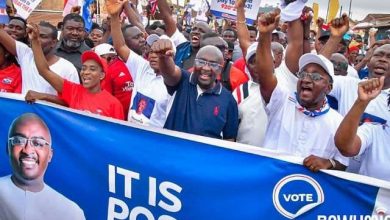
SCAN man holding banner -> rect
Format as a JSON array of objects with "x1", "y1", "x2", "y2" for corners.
[
  {"x1": 255, "y1": 9, "x2": 348, "y2": 172},
  {"x1": 0, "y1": 113, "x2": 85, "y2": 220}
]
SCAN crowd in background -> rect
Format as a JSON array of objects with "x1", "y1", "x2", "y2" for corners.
[{"x1": 0, "y1": 0, "x2": 389, "y2": 183}]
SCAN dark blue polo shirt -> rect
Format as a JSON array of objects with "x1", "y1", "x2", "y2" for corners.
[{"x1": 164, "y1": 70, "x2": 239, "y2": 140}]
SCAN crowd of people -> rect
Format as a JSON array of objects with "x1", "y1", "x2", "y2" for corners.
[{"x1": 0, "y1": 0, "x2": 389, "y2": 183}]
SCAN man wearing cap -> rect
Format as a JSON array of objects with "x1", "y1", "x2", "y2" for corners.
[
  {"x1": 94, "y1": 43, "x2": 133, "y2": 119},
  {"x1": 315, "y1": 23, "x2": 359, "y2": 79},
  {"x1": 256, "y1": 10, "x2": 348, "y2": 171},
  {"x1": 28, "y1": 23, "x2": 124, "y2": 120}
]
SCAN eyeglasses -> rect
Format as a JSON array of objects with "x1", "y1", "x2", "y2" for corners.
[
  {"x1": 297, "y1": 71, "x2": 327, "y2": 82},
  {"x1": 8, "y1": 136, "x2": 51, "y2": 149},
  {"x1": 194, "y1": 59, "x2": 223, "y2": 71}
]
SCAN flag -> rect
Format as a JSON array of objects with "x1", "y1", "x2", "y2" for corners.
[
  {"x1": 327, "y1": 0, "x2": 339, "y2": 22},
  {"x1": 63, "y1": 0, "x2": 83, "y2": 17},
  {"x1": 149, "y1": 0, "x2": 158, "y2": 16},
  {"x1": 82, "y1": 0, "x2": 93, "y2": 32},
  {"x1": 313, "y1": 3, "x2": 319, "y2": 28}
]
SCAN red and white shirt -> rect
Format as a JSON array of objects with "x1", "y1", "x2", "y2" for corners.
[{"x1": 0, "y1": 64, "x2": 22, "y2": 93}]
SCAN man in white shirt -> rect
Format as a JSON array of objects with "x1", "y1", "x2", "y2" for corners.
[
  {"x1": 0, "y1": 113, "x2": 85, "y2": 220},
  {"x1": 255, "y1": 10, "x2": 348, "y2": 172},
  {"x1": 335, "y1": 77, "x2": 390, "y2": 181},
  {"x1": 0, "y1": 21, "x2": 79, "y2": 105},
  {"x1": 108, "y1": 0, "x2": 169, "y2": 127}
]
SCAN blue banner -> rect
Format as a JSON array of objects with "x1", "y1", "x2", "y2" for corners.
[{"x1": 0, "y1": 94, "x2": 389, "y2": 220}]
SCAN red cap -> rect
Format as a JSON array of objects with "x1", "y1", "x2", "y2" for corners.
[
  {"x1": 81, "y1": 50, "x2": 108, "y2": 75},
  {"x1": 348, "y1": 45, "x2": 359, "y2": 53}
]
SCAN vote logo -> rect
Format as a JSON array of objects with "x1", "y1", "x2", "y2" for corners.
[{"x1": 273, "y1": 174, "x2": 324, "y2": 219}]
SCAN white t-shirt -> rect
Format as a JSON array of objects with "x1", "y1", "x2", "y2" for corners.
[
  {"x1": 357, "y1": 123, "x2": 390, "y2": 181},
  {"x1": 233, "y1": 81, "x2": 268, "y2": 147},
  {"x1": 16, "y1": 41, "x2": 80, "y2": 95},
  {"x1": 263, "y1": 82, "x2": 349, "y2": 165},
  {"x1": 347, "y1": 64, "x2": 360, "y2": 79},
  {"x1": 126, "y1": 51, "x2": 169, "y2": 127},
  {"x1": 0, "y1": 175, "x2": 85, "y2": 220},
  {"x1": 330, "y1": 75, "x2": 360, "y2": 116},
  {"x1": 170, "y1": 29, "x2": 188, "y2": 47},
  {"x1": 365, "y1": 89, "x2": 390, "y2": 123}
]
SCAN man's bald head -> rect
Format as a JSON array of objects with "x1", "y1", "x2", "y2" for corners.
[
  {"x1": 8, "y1": 113, "x2": 51, "y2": 143},
  {"x1": 196, "y1": 45, "x2": 224, "y2": 65},
  {"x1": 330, "y1": 53, "x2": 348, "y2": 76}
]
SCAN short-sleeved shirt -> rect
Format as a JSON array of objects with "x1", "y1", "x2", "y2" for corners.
[
  {"x1": 0, "y1": 64, "x2": 22, "y2": 93},
  {"x1": 125, "y1": 51, "x2": 169, "y2": 127},
  {"x1": 55, "y1": 41, "x2": 90, "y2": 73},
  {"x1": 102, "y1": 58, "x2": 134, "y2": 119},
  {"x1": 60, "y1": 80, "x2": 124, "y2": 120},
  {"x1": 16, "y1": 41, "x2": 80, "y2": 95},
  {"x1": 357, "y1": 123, "x2": 390, "y2": 181},
  {"x1": 263, "y1": 82, "x2": 349, "y2": 165},
  {"x1": 329, "y1": 75, "x2": 360, "y2": 116},
  {"x1": 164, "y1": 71, "x2": 239, "y2": 139}
]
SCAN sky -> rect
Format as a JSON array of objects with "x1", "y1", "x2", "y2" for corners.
[{"x1": 259, "y1": 0, "x2": 388, "y2": 21}]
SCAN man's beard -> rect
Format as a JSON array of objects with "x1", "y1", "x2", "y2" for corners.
[{"x1": 63, "y1": 38, "x2": 81, "y2": 49}]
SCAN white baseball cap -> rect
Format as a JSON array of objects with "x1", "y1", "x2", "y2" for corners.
[
  {"x1": 93, "y1": 43, "x2": 116, "y2": 56},
  {"x1": 299, "y1": 53, "x2": 334, "y2": 81},
  {"x1": 245, "y1": 42, "x2": 274, "y2": 63}
]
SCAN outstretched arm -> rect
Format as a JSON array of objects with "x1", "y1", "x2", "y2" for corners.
[
  {"x1": 320, "y1": 14, "x2": 349, "y2": 59},
  {"x1": 302, "y1": 7, "x2": 313, "y2": 54},
  {"x1": 151, "y1": 39, "x2": 181, "y2": 87},
  {"x1": 285, "y1": 18, "x2": 303, "y2": 74},
  {"x1": 28, "y1": 24, "x2": 64, "y2": 92},
  {"x1": 235, "y1": 0, "x2": 251, "y2": 57},
  {"x1": 106, "y1": 0, "x2": 131, "y2": 61},
  {"x1": 25, "y1": 90, "x2": 68, "y2": 106},
  {"x1": 335, "y1": 77, "x2": 385, "y2": 156},
  {"x1": 157, "y1": 0, "x2": 176, "y2": 37},
  {"x1": 256, "y1": 10, "x2": 280, "y2": 103},
  {"x1": 123, "y1": 1, "x2": 146, "y2": 33},
  {"x1": 0, "y1": 28, "x2": 17, "y2": 56}
]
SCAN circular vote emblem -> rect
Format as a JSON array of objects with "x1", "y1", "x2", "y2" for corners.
[{"x1": 273, "y1": 174, "x2": 325, "y2": 219}]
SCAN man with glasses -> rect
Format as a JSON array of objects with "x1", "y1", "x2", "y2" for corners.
[
  {"x1": 0, "y1": 113, "x2": 85, "y2": 220},
  {"x1": 152, "y1": 39, "x2": 238, "y2": 140},
  {"x1": 256, "y1": 10, "x2": 348, "y2": 172},
  {"x1": 200, "y1": 32, "x2": 247, "y2": 91}
]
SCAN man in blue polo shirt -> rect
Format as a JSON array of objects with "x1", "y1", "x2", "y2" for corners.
[{"x1": 151, "y1": 39, "x2": 239, "y2": 140}]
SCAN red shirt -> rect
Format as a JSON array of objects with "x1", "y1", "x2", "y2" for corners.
[
  {"x1": 0, "y1": 64, "x2": 22, "y2": 93},
  {"x1": 233, "y1": 57, "x2": 247, "y2": 74},
  {"x1": 106, "y1": 58, "x2": 133, "y2": 120},
  {"x1": 61, "y1": 80, "x2": 124, "y2": 120}
]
